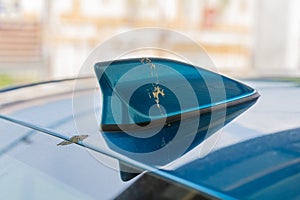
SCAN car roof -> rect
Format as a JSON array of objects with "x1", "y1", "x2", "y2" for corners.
[
  {"x1": 1, "y1": 77, "x2": 300, "y2": 199},
  {"x1": 171, "y1": 127, "x2": 300, "y2": 199}
]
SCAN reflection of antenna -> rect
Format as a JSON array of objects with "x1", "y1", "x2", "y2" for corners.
[
  {"x1": 0, "y1": 114, "x2": 233, "y2": 199},
  {"x1": 94, "y1": 57, "x2": 259, "y2": 175}
]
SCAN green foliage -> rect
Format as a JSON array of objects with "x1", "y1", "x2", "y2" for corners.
[{"x1": 0, "y1": 74, "x2": 14, "y2": 88}]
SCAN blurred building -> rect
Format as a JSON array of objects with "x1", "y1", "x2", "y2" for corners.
[
  {"x1": 0, "y1": 0, "x2": 299, "y2": 82},
  {"x1": 253, "y1": 0, "x2": 300, "y2": 76}
]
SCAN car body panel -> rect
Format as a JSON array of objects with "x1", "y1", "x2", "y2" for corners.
[{"x1": 0, "y1": 78, "x2": 300, "y2": 199}]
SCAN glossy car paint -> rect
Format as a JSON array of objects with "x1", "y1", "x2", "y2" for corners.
[
  {"x1": 95, "y1": 58, "x2": 258, "y2": 129},
  {"x1": 0, "y1": 78, "x2": 300, "y2": 199},
  {"x1": 95, "y1": 58, "x2": 259, "y2": 160},
  {"x1": 171, "y1": 127, "x2": 300, "y2": 199}
]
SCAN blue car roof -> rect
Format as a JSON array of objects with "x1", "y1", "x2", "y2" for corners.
[
  {"x1": 1, "y1": 77, "x2": 300, "y2": 199},
  {"x1": 170, "y1": 127, "x2": 300, "y2": 199}
]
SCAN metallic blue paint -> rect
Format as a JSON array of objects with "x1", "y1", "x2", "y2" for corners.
[
  {"x1": 170, "y1": 127, "x2": 300, "y2": 200},
  {"x1": 0, "y1": 114, "x2": 234, "y2": 200},
  {"x1": 95, "y1": 58, "x2": 257, "y2": 127},
  {"x1": 1, "y1": 78, "x2": 299, "y2": 199},
  {"x1": 94, "y1": 58, "x2": 259, "y2": 160}
]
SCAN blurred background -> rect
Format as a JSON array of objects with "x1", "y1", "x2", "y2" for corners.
[{"x1": 0, "y1": 0, "x2": 299, "y2": 88}]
